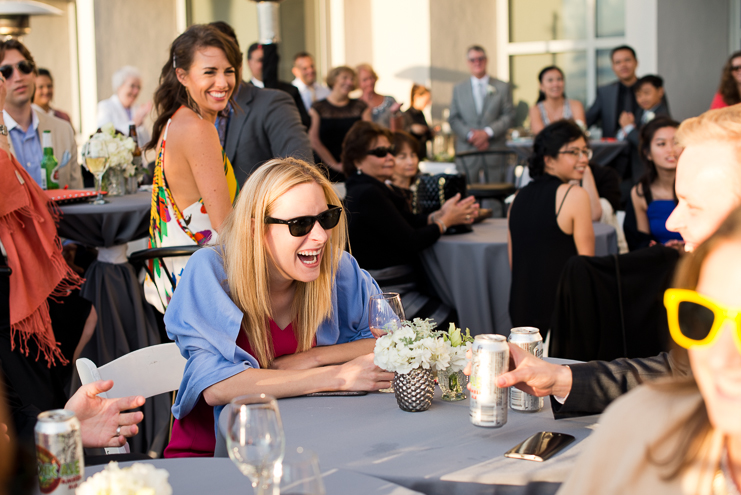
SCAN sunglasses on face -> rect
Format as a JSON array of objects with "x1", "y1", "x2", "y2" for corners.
[
  {"x1": 264, "y1": 205, "x2": 342, "y2": 237},
  {"x1": 366, "y1": 146, "x2": 395, "y2": 158},
  {"x1": 0, "y1": 60, "x2": 35, "y2": 79},
  {"x1": 664, "y1": 289, "x2": 741, "y2": 351},
  {"x1": 468, "y1": 56, "x2": 487, "y2": 63},
  {"x1": 732, "y1": 65, "x2": 741, "y2": 72}
]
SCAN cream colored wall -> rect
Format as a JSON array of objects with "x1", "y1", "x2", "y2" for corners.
[{"x1": 24, "y1": 0, "x2": 77, "y2": 129}]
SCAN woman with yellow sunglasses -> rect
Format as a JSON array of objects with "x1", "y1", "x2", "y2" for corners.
[{"x1": 559, "y1": 205, "x2": 741, "y2": 494}]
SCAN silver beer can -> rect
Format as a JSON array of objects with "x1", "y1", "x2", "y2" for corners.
[
  {"x1": 508, "y1": 327, "x2": 544, "y2": 412},
  {"x1": 35, "y1": 409, "x2": 85, "y2": 494},
  {"x1": 469, "y1": 334, "x2": 509, "y2": 427}
]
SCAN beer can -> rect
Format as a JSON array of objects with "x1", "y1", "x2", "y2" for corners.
[
  {"x1": 508, "y1": 327, "x2": 544, "y2": 412},
  {"x1": 35, "y1": 410, "x2": 85, "y2": 494},
  {"x1": 469, "y1": 334, "x2": 509, "y2": 427}
]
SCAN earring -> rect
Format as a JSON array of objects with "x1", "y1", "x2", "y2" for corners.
[{"x1": 185, "y1": 87, "x2": 201, "y2": 117}]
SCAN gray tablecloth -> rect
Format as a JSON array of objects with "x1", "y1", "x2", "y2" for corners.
[
  {"x1": 507, "y1": 140, "x2": 628, "y2": 167},
  {"x1": 420, "y1": 219, "x2": 618, "y2": 335},
  {"x1": 77, "y1": 459, "x2": 424, "y2": 495},
  {"x1": 58, "y1": 191, "x2": 166, "y2": 456}
]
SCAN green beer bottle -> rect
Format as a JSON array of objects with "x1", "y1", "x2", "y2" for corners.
[{"x1": 41, "y1": 130, "x2": 59, "y2": 190}]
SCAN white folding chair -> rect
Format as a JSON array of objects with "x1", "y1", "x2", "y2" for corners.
[{"x1": 75, "y1": 342, "x2": 186, "y2": 454}]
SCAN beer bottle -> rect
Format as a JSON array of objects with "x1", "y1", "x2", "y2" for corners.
[
  {"x1": 129, "y1": 124, "x2": 142, "y2": 170},
  {"x1": 41, "y1": 130, "x2": 59, "y2": 190}
]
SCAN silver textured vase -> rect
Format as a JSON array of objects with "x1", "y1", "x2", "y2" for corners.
[{"x1": 393, "y1": 368, "x2": 434, "y2": 412}]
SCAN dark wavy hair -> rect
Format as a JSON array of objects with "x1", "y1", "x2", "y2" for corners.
[
  {"x1": 393, "y1": 130, "x2": 419, "y2": 157},
  {"x1": 146, "y1": 24, "x2": 242, "y2": 151},
  {"x1": 536, "y1": 66, "x2": 565, "y2": 103},
  {"x1": 528, "y1": 120, "x2": 586, "y2": 177},
  {"x1": 717, "y1": 50, "x2": 741, "y2": 107},
  {"x1": 341, "y1": 121, "x2": 393, "y2": 176},
  {"x1": 636, "y1": 117, "x2": 680, "y2": 204}
]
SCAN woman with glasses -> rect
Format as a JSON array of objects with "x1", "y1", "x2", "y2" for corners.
[
  {"x1": 528, "y1": 66, "x2": 586, "y2": 135},
  {"x1": 710, "y1": 51, "x2": 741, "y2": 109},
  {"x1": 558, "y1": 204, "x2": 741, "y2": 495},
  {"x1": 626, "y1": 117, "x2": 684, "y2": 250},
  {"x1": 508, "y1": 120, "x2": 595, "y2": 332},
  {"x1": 343, "y1": 121, "x2": 477, "y2": 324},
  {"x1": 163, "y1": 158, "x2": 391, "y2": 458}
]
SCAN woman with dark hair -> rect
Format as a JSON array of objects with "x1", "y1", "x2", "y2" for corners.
[
  {"x1": 508, "y1": 120, "x2": 595, "y2": 332},
  {"x1": 343, "y1": 121, "x2": 477, "y2": 324},
  {"x1": 559, "y1": 204, "x2": 741, "y2": 494},
  {"x1": 710, "y1": 51, "x2": 741, "y2": 109},
  {"x1": 528, "y1": 66, "x2": 586, "y2": 135},
  {"x1": 628, "y1": 117, "x2": 683, "y2": 250},
  {"x1": 402, "y1": 84, "x2": 433, "y2": 160},
  {"x1": 391, "y1": 131, "x2": 420, "y2": 190},
  {"x1": 309, "y1": 66, "x2": 371, "y2": 182},
  {"x1": 143, "y1": 24, "x2": 242, "y2": 312},
  {"x1": 33, "y1": 68, "x2": 72, "y2": 125}
]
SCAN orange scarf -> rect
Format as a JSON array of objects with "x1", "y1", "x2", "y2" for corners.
[{"x1": 0, "y1": 152, "x2": 83, "y2": 367}]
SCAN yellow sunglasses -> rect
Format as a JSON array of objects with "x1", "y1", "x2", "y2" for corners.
[{"x1": 664, "y1": 288, "x2": 741, "y2": 350}]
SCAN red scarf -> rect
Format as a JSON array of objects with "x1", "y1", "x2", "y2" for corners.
[{"x1": 0, "y1": 151, "x2": 83, "y2": 367}]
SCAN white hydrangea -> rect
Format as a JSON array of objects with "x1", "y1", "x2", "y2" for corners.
[
  {"x1": 373, "y1": 319, "x2": 451, "y2": 374},
  {"x1": 82, "y1": 124, "x2": 137, "y2": 175},
  {"x1": 76, "y1": 461, "x2": 172, "y2": 495}
]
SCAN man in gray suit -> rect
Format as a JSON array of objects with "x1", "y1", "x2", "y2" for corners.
[
  {"x1": 448, "y1": 45, "x2": 514, "y2": 184},
  {"x1": 210, "y1": 21, "x2": 312, "y2": 185}
]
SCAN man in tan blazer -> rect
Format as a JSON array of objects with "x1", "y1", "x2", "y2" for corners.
[{"x1": 0, "y1": 39, "x2": 81, "y2": 189}]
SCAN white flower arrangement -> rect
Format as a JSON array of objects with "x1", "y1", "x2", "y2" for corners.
[
  {"x1": 82, "y1": 123, "x2": 140, "y2": 177},
  {"x1": 373, "y1": 319, "x2": 475, "y2": 375},
  {"x1": 76, "y1": 462, "x2": 172, "y2": 495}
]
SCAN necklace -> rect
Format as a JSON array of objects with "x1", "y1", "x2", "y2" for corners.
[{"x1": 716, "y1": 447, "x2": 741, "y2": 495}]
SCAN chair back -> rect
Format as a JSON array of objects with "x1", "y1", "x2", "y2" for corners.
[{"x1": 129, "y1": 245, "x2": 201, "y2": 295}]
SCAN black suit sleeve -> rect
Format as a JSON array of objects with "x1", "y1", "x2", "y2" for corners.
[
  {"x1": 590, "y1": 164, "x2": 621, "y2": 212},
  {"x1": 551, "y1": 349, "x2": 691, "y2": 418},
  {"x1": 262, "y1": 90, "x2": 313, "y2": 166},
  {"x1": 586, "y1": 88, "x2": 603, "y2": 129}
]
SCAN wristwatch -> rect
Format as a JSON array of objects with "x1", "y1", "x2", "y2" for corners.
[{"x1": 0, "y1": 124, "x2": 8, "y2": 136}]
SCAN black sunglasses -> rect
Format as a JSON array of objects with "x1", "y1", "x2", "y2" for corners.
[
  {"x1": 265, "y1": 205, "x2": 342, "y2": 237},
  {"x1": 732, "y1": 65, "x2": 741, "y2": 72},
  {"x1": 0, "y1": 60, "x2": 35, "y2": 80},
  {"x1": 366, "y1": 146, "x2": 395, "y2": 158}
]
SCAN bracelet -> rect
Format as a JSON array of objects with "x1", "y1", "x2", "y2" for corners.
[{"x1": 434, "y1": 218, "x2": 447, "y2": 234}]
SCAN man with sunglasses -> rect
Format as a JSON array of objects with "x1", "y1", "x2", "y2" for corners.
[
  {"x1": 0, "y1": 40, "x2": 81, "y2": 189},
  {"x1": 465, "y1": 105, "x2": 741, "y2": 419},
  {"x1": 449, "y1": 45, "x2": 514, "y2": 186}
]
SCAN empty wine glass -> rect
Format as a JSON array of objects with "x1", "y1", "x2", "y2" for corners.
[
  {"x1": 369, "y1": 293, "x2": 405, "y2": 393},
  {"x1": 83, "y1": 137, "x2": 110, "y2": 204},
  {"x1": 225, "y1": 394, "x2": 285, "y2": 495},
  {"x1": 276, "y1": 448, "x2": 326, "y2": 495}
]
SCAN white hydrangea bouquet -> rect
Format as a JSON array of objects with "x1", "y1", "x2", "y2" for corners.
[
  {"x1": 438, "y1": 324, "x2": 474, "y2": 401},
  {"x1": 373, "y1": 318, "x2": 452, "y2": 374},
  {"x1": 82, "y1": 123, "x2": 139, "y2": 177},
  {"x1": 76, "y1": 462, "x2": 172, "y2": 495}
]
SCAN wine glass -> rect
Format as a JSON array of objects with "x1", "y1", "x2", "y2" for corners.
[
  {"x1": 225, "y1": 394, "x2": 285, "y2": 495},
  {"x1": 369, "y1": 293, "x2": 405, "y2": 393},
  {"x1": 83, "y1": 138, "x2": 110, "y2": 204},
  {"x1": 276, "y1": 448, "x2": 326, "y2": 495}
]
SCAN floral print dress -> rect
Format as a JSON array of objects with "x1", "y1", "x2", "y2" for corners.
[{"x1": 144, "y1": 110, "x2": 238, "y2": 312}]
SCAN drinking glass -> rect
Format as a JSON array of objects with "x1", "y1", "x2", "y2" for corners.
[
  {"x1": 83, "y1": 139, "x2": 110, "y2": 204},
  {"x1": 369, "y1": 293, "x2": 405, "y2": 393},
  {"x1": 225, "y1": 394, "x2": 285, "y2": 495},
  {"x1": 276, "y1": 448, "x2": 326, "y2": 495}
]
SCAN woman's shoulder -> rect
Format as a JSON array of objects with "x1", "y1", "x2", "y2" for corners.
[
  {"x1": 187, "y1": 247, "x2": 226, "y2": 275},
  {"x1": 168, "y1": 108, "x2": 220, "y2": 144},
  {"x1": 349, "y1": 98, "x2": 369, "y2": 112}
]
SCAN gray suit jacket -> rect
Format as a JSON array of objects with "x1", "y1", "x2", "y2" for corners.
[
  {"x1": 586, "y1": 81, "x2": 623, "y2": 138},
  {"x1": 225, "y1": 82, "x2": 313, "y2": 185},
  {"x1": 448, "y1": 76, "x2": 514, "y2": 153}
]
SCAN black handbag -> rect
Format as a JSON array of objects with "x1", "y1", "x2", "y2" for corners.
[{"x1": 412, "y1": 173, "x2": 472, "y2": 235}]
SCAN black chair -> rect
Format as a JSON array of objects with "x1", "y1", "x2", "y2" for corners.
[
  {"x1": 549, "y1": 245, "x2": 680, "y2": 362},
  {"x1": 128, "y1": 245, "x2": 201, "y2": 296},
  {"x1": 455, "y1": 148, "x2": 519, "y2": 216}
]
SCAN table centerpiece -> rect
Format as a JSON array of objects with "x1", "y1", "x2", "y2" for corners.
[
  {"x1": 83, "y1": 123, "x2": 143, "y2": 196},
  {"x1": 76, "y1": 461, "x2": 172, "y2": 495},
  {"x1": 437, "y1": 324, "x2": 473, "y2": 402}
]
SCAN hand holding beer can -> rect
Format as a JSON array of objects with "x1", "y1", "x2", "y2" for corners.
[
  {"x1": 35, "y1": 410, "x2": 85, "y2": 494},
  {"x1": 508, "y1": 327, "x2": 544, "y2": 412},
  {"x1": 469, "y1": 334, "x2": 509, "y2": 427}
]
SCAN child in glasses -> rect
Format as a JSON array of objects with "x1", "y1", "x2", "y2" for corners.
[{"x1": 559, "y1": 203, "x2": 741, "y2": 494}]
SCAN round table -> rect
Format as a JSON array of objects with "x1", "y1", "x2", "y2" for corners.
[
  {"x1": 420, "y1": 218, "x2": 618, "y2": 335},
  {"x1": 58, "y1": 191, "x2": 168, "y2": 455}
]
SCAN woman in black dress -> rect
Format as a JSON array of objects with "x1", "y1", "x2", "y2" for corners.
[
  {"x1": 402, "y1": 84, "x2": 433, "y2": 160},
  {"x1": 343, "y1": 121, "x2": 477, "y2": 324},
  {"x1": 508, "y1": 120, "x2": 595, "y2": 333},
  {"x1": 309, "y1": 66, "x2": 371, "y2": 182}
]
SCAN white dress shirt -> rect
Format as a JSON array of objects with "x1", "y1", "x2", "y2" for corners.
[
  {"x1": 468, "y1": 75, "x2": 494, "y2": 139},
  {"x1": 292, "y1": 78, "x2": 331, "y2": 112},
  {"x1": 251, "y1": 77, "x2": 264, "y2": 88}
]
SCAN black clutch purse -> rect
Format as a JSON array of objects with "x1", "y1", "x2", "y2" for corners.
[{"x1": 412, "y1": 173, "x2": 473, "y2": 235}]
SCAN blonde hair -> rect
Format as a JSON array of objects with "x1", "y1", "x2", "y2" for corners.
[
  {"x1": 356, "y1": 63, "x2": 378, "y2": 80},
  {"x1": 676, "y1": 105, "x2": 741, "y2": 148},
  {"x1": 218, "y1": 158, "x2": 347, "y2": 368}
]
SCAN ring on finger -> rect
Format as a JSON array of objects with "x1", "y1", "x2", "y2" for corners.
[{"x1": 116, "y1": 426, "x2": 121, "y2": 437}]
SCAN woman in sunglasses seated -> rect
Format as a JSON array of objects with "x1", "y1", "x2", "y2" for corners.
[
  {"x1": 343, "y1": 121, "x2": 477, "y2": 325},
  {"x1": 509, "y1": 120, "x2": 595, "y2": 333},
  {"x1": 559, "y1": 205, "x2": 741, "y2": 495},
  {"x1": 163, "y1": 158, "x2": 392, "y2": 458}
]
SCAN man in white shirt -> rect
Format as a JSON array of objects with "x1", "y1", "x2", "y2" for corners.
[
  {"x1": 291, "y1": 52, "x2": 330, "y2": 113},
  {"x1": 449, "y1": 45, "x2": 514, "y2": 184}
]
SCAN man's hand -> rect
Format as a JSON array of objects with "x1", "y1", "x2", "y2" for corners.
[
  {"x1": 65, "y1": 380, "x2": 145, "y2": 448},
  {"x1": 618, "y1": 111, "x2": 635, "y2": 129},
  {"x1": 463, "y1": 343, "x2": 573, "y2": 398},
  {"x1": 467, "y1": 129, "x2": 490, "y2": 151}
]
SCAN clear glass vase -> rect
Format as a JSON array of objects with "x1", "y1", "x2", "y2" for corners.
[
  {"x1": 437, "y1": 367, "x2": 467, "y2": 402},
  {"x1": 125, "y1": 176, "x2": 139, "y2": 194},
  {"x1": 103, "y1": 167, "x2": 125, "y2": 196}
]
